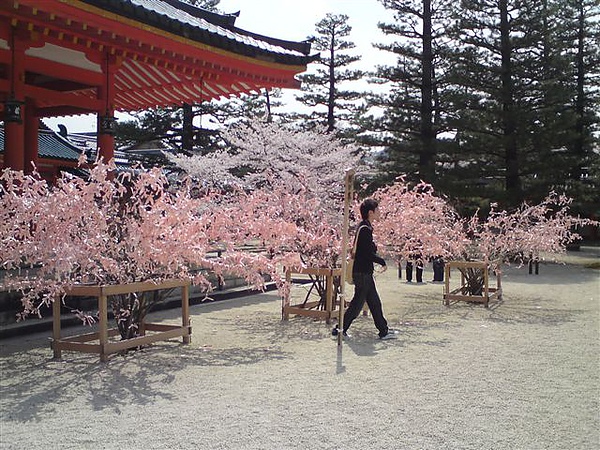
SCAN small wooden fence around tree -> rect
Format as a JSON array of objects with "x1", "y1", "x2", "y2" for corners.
[
  {"x1": 52, "y1": 280, "x2": 191, "y2": 362},
  {"x1": 282, "y1": 267, "x2": 342, "y2": 324},
  {"x1": 443, "y1": 261, "x2": 502, "y2": 308}
]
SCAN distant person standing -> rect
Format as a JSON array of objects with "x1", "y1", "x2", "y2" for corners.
[
  {"x1": 406, "y1": 252, "x2": 424, "y2": 283},
  {"x1": 432, "y1": 256, "x2": 445, "y2": 282},
  {"x1": 333, "y1": 198, "x2": 397, "y2": 340}
]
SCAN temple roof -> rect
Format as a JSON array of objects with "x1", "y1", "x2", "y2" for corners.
[
  {"x1": 0, "y1": 0, "x2": 318, "y2": 116},
  {"x1": 0, "y1": 126, "x2": 81, "y2": 162},
  {"x1": 86, "y1": 0, "x2": 314, "y2": 64}
]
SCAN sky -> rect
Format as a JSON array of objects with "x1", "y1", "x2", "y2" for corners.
[{"x1": 44, "y1": 0, "x2": 391, "y2": 133}]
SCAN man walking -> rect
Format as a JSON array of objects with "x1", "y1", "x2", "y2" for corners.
[{"x1": 333, "y1": 198, "x2": 397, "y2": 340}]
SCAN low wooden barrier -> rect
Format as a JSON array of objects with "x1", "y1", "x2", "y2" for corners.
[
  {"x1": 443, "y1": 261, "x2": 502, "y2": 308},
  {"x1": 283, "y1": 267, "x2": 342, "y2": 323},
  {"x1": 52, "y1": 280, "x2": 191, "y2": 362}
]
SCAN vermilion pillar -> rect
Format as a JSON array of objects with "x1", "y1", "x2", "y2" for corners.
[
  {"x1": 97, "y1": 53, "x2": 117, "y2": 163},
  {"x1": 24, "y1": 98, "x2": 39, "y2": 173},
  {"x1": 3, "y1": 30, "x2": 26, "y2": 171}
]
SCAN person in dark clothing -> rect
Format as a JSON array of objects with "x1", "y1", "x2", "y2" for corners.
[
  {"x1": 333, "y1": 198, "x2": 397, "y2": 340},
  {"x1": 431, "y1": 256, "x2": 445, "y2": 282},
  {"x1": 405, "y1": 257, "x2": 423, "y2": 283}
]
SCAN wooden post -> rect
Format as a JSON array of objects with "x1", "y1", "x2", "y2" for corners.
[
  {"x1": 52, "y1": 296, "x2": 62, "y2": 359},
  {"x1": 99, "y1": 294, "x2": 108, "y2": 362},
  {"x1": 283, "y1": 268, "x2": 291, "y2": 320},
  {"x1": 497, "y1": 270, "x2": 503, "y2": 300},
  {"x1": 484, "y1": 265, "x2": 489, "y2": 308},
  {"x1": 325, "y1": 270, "x2": 333, "y2": 324},
  {"x1": 338, "y1": 169, "x2": 355, "y2": 346},
  {"x1": 182, "y1": 284, "x2": 190, "y2": 344},
  {"x1": 444, "y1": 264, "x2": 450, "y2": 306}
]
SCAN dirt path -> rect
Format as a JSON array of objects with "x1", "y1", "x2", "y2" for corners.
[{"x1": 1, "y1": 248, "x2": 598, "y2": 449}]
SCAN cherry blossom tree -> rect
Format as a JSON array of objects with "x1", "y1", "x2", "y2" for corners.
[
  {"x1": 374, "y1": 178, "x2": 468, "y2": 265},
  {"x1": 168, "y1": 120, "x2": 364, "y2": 201},
  {"x1": 0, "y1": 160, "x2": 273, "y2": 337},
  {"x1": 463, "y1": 192, "x2": 594, "y2": 264},
  {"x1": 374, "y1": 179, "x2": 595, "y2": 294},
  {"x1": 170, "y1": 120, "x2": 367, "y2": 302},
  {"x1": 456, "y1": 192, "x2": 596, "y2": 295}
]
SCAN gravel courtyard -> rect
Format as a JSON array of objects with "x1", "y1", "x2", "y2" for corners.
[{"x1": 1, "y1": 248, "x2": 598, "y2": 450}]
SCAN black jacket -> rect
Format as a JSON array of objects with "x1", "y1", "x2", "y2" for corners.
[{"x1": 352, "y1": 220, "x2": 386, "y2": 274}]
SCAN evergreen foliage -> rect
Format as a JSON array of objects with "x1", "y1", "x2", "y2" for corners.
[
  {"x1": 367, "y1": 0, "x2": 599, "y2": 214},
  {"x1": 294, "y1": 14, "x2": 364, "y2": 135}
]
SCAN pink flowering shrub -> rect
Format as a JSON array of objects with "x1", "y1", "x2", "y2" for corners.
[
  {"x1": 169, "y1": 120, "x2": 365, "y2": 264},
  {"x1": 463, "y1": 192, "x2": 595, "y2": 263},
  {"x1": 170, "y1": 121, "x2": 366, "y2": 302},
  {"x1": 0, "y1": 161, "x2": 271, "y2": 337},
  {"x1": 375, "y1": 178, "x2": 468, "y2": 264},
  {"x1": 374, "y1": 180, "x2": 595, "y2": 295}
]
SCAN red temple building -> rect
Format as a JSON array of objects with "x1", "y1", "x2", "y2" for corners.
[{"x1": 0, "y1": 0, "x2": 316, "y2": 178}]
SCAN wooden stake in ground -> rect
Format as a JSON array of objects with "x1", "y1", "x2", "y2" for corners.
[{"x1": 338, "y1": 169, "x2": 355, "y2": 346}]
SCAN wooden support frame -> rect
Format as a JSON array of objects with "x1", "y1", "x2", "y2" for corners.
[
  {"x1": 443, "y1": 261, "x2": 502, "y2": 308},
  {"x1": 282, "y1": 267, "x2": 342, "y2": 324},
  {"x1": 51, "y1": 279, "x2": 191, "y2": 362}
]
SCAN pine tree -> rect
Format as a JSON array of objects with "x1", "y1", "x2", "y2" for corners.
[
  {"x1": 364, "y1": 0, "x2": 456, "y2": 185},
  {"x1": 563, "y1": 0, "x2": 600, "y2": 214},
  {"x1": 443, "y1": 0, "x2": 598, "y2": 209},
  {"x1": 294, "y1": 14, "x2": 364, "y2": 134}
]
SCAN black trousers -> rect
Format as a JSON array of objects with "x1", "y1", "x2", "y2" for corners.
[
  {"x1": 344, "y1": 272, "x2": 389, "y2": 337},
  {"x1": 406, "y1": 261, "x2": 423, "y2": 282},
  {"x1": 432, "y1": 258, "x2": 445, "y2": 281}
]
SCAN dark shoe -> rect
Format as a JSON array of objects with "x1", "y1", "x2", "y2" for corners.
[{"x1": 332, "y1": 326, "x2": 351, "y2": 339}]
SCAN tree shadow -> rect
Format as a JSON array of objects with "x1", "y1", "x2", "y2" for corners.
[
  {"x1": 0, "y1": 294, "x2": 293, "y2": 423},
  {"x1": 0, "y1": 338, "x2": 291, "y2": 423}
]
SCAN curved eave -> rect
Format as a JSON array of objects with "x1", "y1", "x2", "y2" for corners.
[{"x1": 78, "y1": 0, "x2": 316, "y2": 67}]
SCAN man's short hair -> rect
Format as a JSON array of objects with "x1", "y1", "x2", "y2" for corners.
[{"x1": 360, "y1": 198, "x2": 379, "y2": 220}]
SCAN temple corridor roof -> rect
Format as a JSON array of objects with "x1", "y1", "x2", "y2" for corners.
[{"x1": 0, "y1": 0, "x2": 318, "y2": 116}]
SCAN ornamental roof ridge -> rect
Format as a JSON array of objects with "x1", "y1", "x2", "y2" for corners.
[{"x1": 82, "y1": 0, "x2": 317, "y2": 63}]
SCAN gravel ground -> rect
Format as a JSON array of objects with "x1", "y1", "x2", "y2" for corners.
[{"x1": 1, "y1": 248, "x2": 598, "y2": 450}]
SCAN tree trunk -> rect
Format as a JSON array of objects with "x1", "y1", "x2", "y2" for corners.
[
  {"x1": 573, "y1": 0, "x2": 586, "y2": 180},
  {"x1": 499, "y1": 0, "x2": 521, "y2": 202},
  {"x1": 420, "y1": 0, "x2": 436, "y2": 182},
  {"x1": 327, "y1": 38, "x2": 336, "y2": 132}
]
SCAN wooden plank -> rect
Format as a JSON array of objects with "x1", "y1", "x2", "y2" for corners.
[
  {"x1": 143, "y1": 323, "x2": 180, "y2": 332},
  {"x1": 444, "y1": 294, "x2": 487, "y2": 303},
  {"x1": 283, "y1": 307, "x2": 330, "y2": 319},
  {"x1": 66, "y1": 279, "x2": 189, "y2": 296},
  {"x1": 60, "y1": 328, "x2": 120, "y2": 343},
  {"x1": 287, "y1": 301, "x2": 321, "y2": 310},
  {"x1": 105, "y1": 328, "x2": 188, "y2": 353},
  {"x1": 52, "y1": 341, "x2": 102, "y2": 354}
]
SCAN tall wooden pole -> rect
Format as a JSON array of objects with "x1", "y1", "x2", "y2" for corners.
[{"x1": 338, "y1": 169, "x2": 355, "y2": 346}]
